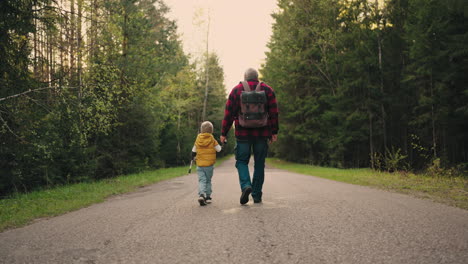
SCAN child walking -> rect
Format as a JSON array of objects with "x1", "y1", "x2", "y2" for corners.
[{"x1": 192, "y1": 121, "x2": 222, "y2": 206}]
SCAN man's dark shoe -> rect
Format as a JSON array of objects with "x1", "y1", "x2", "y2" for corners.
[
  {"x1": 240, "y1": 187, "x2": 252, "y2": 205},
  {"x1": 253, "y1": 198, "x2": 262, "y2": 204},
  {"x1": 198, "y1": 195, "x2": 206, "y2": 206},
  {"x1": 205, "y1": 196, "x2": 212, "y2": 203}
]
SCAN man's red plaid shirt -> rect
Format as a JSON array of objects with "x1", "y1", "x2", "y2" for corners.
[{"x1": 221, "y1": 80, "x2": 279, "y2": 140}]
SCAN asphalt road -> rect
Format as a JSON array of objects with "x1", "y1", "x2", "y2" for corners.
[{"x1": 1, "y1": 157, "x2": 467, "y2": 264}]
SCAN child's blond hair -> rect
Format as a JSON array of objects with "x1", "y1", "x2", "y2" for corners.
[{"x1": 200, "y1": 121, "x2": 213, "y2": 133}]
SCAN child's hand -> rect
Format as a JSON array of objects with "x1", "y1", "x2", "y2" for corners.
[
  {"x1": 220, "y1": 136, "x2": 227, "y2": 144},
  {"x1": 269, "y1": 134, "x2": 278, "y2": 144}
]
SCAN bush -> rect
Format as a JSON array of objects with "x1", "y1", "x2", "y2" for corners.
[
  {"x1": 427, "y1": 159, "x2": 467, "y2": 178},
  {"x1": 385, "y1": 147, "x2": 408, "y2": 172}
]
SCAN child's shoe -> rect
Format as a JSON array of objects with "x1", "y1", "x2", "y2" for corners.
[
  {"x1": 198, "y1": 195, "x2": 206, "y2": 206},
  {"x1": 205, "y1": 195, "x2": 212, "y2": 203}
]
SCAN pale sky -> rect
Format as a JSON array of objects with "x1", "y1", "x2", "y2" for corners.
[{"x1": 164, "y1": 0, "x2": 278, "y2": 92}]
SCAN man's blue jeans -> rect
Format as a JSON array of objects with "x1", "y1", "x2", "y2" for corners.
[
  {"x1": 235, "y1": 139, "x2": 268, "y2": 200},
  {"x1": 197, "y1": 166, "x2": 213, "y2": 197}
]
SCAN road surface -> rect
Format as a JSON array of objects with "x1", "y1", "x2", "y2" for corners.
[{"x1": 1, "y1": 157, "x2": 467, "y2": 263}]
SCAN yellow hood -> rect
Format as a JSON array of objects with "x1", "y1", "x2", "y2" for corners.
[{"x1": 195, "y1": 133, "x2": 215, "y2": 148}]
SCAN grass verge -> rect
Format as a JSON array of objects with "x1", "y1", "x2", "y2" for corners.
[
  {"x1": 215, "y1": 154, "x2": 233, "y2": 166},
  {"x1": 0, "y1": 156, "x2": 233, "y2": 233},
  {"x1": 0, "y1": 166, "x2": 189, "y2": 232},
  {"x1": 266, "y1": 158, "x2": 468, "y2": 210}
]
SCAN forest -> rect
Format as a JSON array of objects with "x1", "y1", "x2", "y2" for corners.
[
  {"x1": 0, "y1": 0, "x2": 228, "y2": 195},
  {"x1": 262, "y1": 0, "x2": 467, "y2": 172},
  {"x1": 1, "y1": 0, "x2": 467, "y2": 196}
]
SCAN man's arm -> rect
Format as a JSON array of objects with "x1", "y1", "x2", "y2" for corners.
[
  {"x1": 221, "y1": 88, "x2": 237, "y2": 140},
  {"x1": 266, "y1": 85, "x2": 279, "y2": 137}
]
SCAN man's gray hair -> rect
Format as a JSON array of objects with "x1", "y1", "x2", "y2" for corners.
[{"x1": 244, "y1": 68, "x2": 259, "y2": 81}]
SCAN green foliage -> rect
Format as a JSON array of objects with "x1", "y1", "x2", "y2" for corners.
[
  {"x1": 262, "y1": 0, "x2": 468, "y2": 171},
  {"x1": 385, "y1": 147, "x2": 408, "y2": 172},
  {"x1": 371, "y1": 152, "x2": 384, "y2": 171},
  {"x1": 427, "y1": 158, "x2": 467, "y2": 178},
  {"x1": 0, "y1": 0, "x2": 227, "y2": 195},
  {"x1": 158, "y1": 52, "x2": 227, "y2": 167}
]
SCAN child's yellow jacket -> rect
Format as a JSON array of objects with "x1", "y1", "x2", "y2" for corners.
[{"x1": 194, "y1": 133, "x2": 219, "y2": 167}]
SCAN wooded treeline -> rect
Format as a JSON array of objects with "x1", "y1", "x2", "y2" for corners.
[
  {"x1": 262, "y1": 0, "x2": 467, "y2": 172},
  {"x1": 0, "y1": 0, "x2": 227, "y2": 195}
]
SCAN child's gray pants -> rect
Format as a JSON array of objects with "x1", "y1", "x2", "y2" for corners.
[{"x1": 197, "y1": 165, "x2": 214, "y2": 197}]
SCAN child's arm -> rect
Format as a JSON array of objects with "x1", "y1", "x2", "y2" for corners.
[
  {"x1": 215, "y1": 144, "x2": 221, "y2": 152},
  {"x1": 192, "y1": 145, "x2": 197, "y2": 160},
  {"x1": 214, "y1": 140, "x2": 222, "y2": 152}
]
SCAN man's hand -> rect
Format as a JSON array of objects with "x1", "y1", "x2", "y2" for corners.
[
  {"x1": 269, "y1": 134, "x2": 278, "y2": 144},
  {"x1": 220, "y1": 135, "x2": 227, "y2": 144}
]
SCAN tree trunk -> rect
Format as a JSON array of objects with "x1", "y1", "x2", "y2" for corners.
[
  {"x1": 77, "y1": 0, "x2": 83, "y2": 89},
  {"x1": 369, "y1": 112, "x2": 375, "y2": 169},
  {"x1": 375, "y1": 0, "x2": 387, "y2": 152},
  {"x1": 378, "y1": 37, "x2": 387, "y2": 151},
  {"x1": 40, "y1": 23, "x2": 45, "y2": 82},
  {"x1": 59, "y1": 0, "x2": 64, "y2": 87},
  {"x1": 121, "y1": 8, "x2": 128, "y2": 91},
  {"x1": 430, "y1": 72, "x2": 437, "y2": 159},
  {"x1": 33, "y1": 16, "x2": 38, "y2": 78},
  {"x1": 48, "y1": 30, "x2": 54, "y2": 86},
  {"x1": 70, "y1": 0, "x2": 75, "y2": 83},
  {"x1": 202, "y1": 15, "x2": 210, "y2": 122},
  {"x1": 177, "y1": 85, "x2": 182, "y2": 163},
  {"x1": 90, "y1": 0, "x2": 98, "y2": 60}
]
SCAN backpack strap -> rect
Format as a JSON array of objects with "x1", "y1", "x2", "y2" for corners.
[
  {"x1": 242, "y1": 81, "x2": 264, "y2": 92},
  {"x1": 241, "y1": 81, "x2": 251, "y2": 92},
  {"x1": 255, "y1": 82, "x2": 263, "y2": 92}
]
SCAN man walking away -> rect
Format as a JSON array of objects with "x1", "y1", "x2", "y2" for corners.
[{"x1": 220, "y1": 68, "x2": 279, "y2": 205}]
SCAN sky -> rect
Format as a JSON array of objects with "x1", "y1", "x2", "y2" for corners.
[{"x1": 163, "y1": 0, "x2": 278, "y2": 92}]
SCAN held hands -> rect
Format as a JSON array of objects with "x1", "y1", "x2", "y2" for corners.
[
  {"x1": 269, "y1": 134, "x2": 278, "y2": 144},
  {"x1": 220, "y1": 136, "x2": 227, "y2": 145}
]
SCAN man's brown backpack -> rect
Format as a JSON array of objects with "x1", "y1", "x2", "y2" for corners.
[{"x1": 239, "y1": 81, "x2": 268, "y2": 128}]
